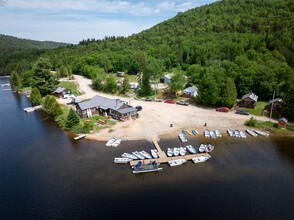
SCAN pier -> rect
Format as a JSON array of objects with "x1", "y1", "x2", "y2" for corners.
[
  {"x1": 129, "y1": 137, "x2": 210, "y2": 166},
  {"x1": 24, "y1": 105, "x2": 43, "y2": 113}
]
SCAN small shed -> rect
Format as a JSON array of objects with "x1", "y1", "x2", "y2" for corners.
[
  {"x1": 278, "y1": 117, "x2": 288, "y2": 129},
  {"x1": 117, "y1": 71, "x2": 124, "y2": 77},
  {"x1": 164, "y1": 73, "x2": 173, "y2": 84},
  {"x1": 54, "y1": 86, "x2": 71, "y2": 98},
  {"x1": 183, "y1": 85, "x2": 198, "y2": 97},
  {"x1": 240, "y1": 92, "x2": 258, "y2": 109}
]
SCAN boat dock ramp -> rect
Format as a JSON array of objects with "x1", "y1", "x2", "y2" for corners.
[
  {"x1": 24, "y1": 105, "x2": 43, "y2": 113},
  {"x1": 129, "y1": 137, "x2": 209, "y2": 166}
]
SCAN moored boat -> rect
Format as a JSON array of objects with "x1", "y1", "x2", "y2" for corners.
[
  {"x1": 179, "y1": 147, "x2": 187, "y2": 156},
  {"x1": 132, "y1": 151, "x2": 145, "y2": 160},
  {"x1": 210, "y1": 130, "x2": 216, "y2": 139},
  {"x1": 204, "y1": 129, "x2": 210, "y2": 138},
  {"x1": 246, "y1": 129, "x2": 257, "y2": 137},
  {"x1": 186, "y1": 145, "x2": 197, "y2": 154},
  {"x1": 122, "y1": 153, "x2": 138, "y2": 160},
  {"x1": 173, "y1": 147, "x2": 180, "y2": 156},
  {"x1": 215, "y1": 129, "x2": 222, "y2": 138},
  {"x1": 112, "y1": 138, "x2": 122, "y2": 147},
  {"x1": 140, "y1": 150, "x2": 152, "y2": 159},
  {"x1": 199, "y1": 144, "x2": 206, "y2": 153},
  {"x1": 205, "y1": 144, "x2": 214, "y2": 153},
  {"x1": 167, "y1": 148, "x2": 173, "y2": 157},
  {"x1": 254, "y1": 130, "x2": 269, "y2": 137},
  {"x1": 168, "y1": 159, "x2": 187, "y2": 167},
  {"x1": 114, "y1": 157, "x2": 132, "y2": 164},
  {"x1": 150, "y1": 149, "x2": 159, "y2": 158},
  {"x1": 106, "y1": 137, "x2": 116, "y2": 147},
  {"x1": 192, "y1": 155, "x2": 211, "y2": 164},
  {"x1": 132, "y1": 161, "x2": 163, "y2": 174},
  {"x1": 227, "y1": 128, "x2": 234, "y2": 137},
  {"x1": 234, "y1": 130, "x2": 241, "y2": 138},
  {"x1": 239, "y1": 130, "x2": 247, "y2": 138},
  {"x1": 74, "y1": 134, "x2": 86, "y2": 140},
  {"x1": 178, "y1": 133, "x2": 188, "y2": 142}
]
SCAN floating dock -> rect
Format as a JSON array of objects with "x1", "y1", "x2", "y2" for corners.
[
  {"x1": 24, "y1": 105, "x2": 43, "y2": 113},
  {"x1": 129, "y1": 137, "x2": 210, "y2": 166}
]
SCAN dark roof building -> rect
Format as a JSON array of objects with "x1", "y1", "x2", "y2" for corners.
[
  {"x1": 54, "y1": 86, "x2": 71, "y2": 97},
  {"x1": 240, "y1": 92, "x2": 258, "y2": 109}
]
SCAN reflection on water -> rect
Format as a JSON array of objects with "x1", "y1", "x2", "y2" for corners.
[{"x1": 1, "y1": 77, "x2": 294, "y2": 219}]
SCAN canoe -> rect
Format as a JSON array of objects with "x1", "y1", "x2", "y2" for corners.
[
  {"x1": 168, "y1": 159, "x2": 187, "y2": 167},
  {"x1": 106, "y1": 137, "x2": 116, "y2": 147},
  {"x1": 74, "y1": 134, "x2": 86, "y2": 140},
  {"x1": 182, "y1": 130, "x2": 188, "y2": 135},
  {"x1": 192, "y1": 130, "x2": 198, "y2": 135},
  {"x1": 114, "y1": 157, "x2": 132, "y2": 164},
  {"x1": 186, "y1": 130, "x2": 192, "y2": 135},
  {"x1": 112, "y1": 138, "x2": 122, "y2": 147},
  {"x1": 192, "y1": 155, "x2": 211, "y2": 164}
]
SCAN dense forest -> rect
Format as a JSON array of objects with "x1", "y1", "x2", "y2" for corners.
[{"x1": 2, "y1": 0, "x2": 294, "y2": 119}]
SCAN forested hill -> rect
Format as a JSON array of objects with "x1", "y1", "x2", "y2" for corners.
[{"x1": 0, "y1": 34, "x2": 69, "y2": 56}]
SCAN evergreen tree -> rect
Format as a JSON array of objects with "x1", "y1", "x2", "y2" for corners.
[
  {"x1": 43, "y1": 95, "x2": 62, "y2": 118},
  {"x1": 65, "y1": 108, "x2": 80, "y2": 130},
  {"x1": 222, "y1": 77, "x2": 237, "y2": 108},
  {"x1": 197, "y1": 72, "x2": 220, "y2": 105},
  {"x1": 10, "y1": 71, "x2": 22, "y2": 91},
  {"x1": 282, "y1": 84, "x2": 294, "y2": 120},
  {"x1": 30, "y1": 87, "x2": 42, "y2": 106},
  {"x1": 139, "y1": 72, "x2": 153, "y2": 97},
  {"x1": 32, "y1": 58, "x2": 58, "y2": 96}
]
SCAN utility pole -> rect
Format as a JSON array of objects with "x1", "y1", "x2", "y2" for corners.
[{"x1": 269, "y1": 90, "x2": 275, "y2": 122}]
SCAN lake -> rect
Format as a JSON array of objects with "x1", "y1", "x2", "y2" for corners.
[{"x1": 1, "y1": 77, "x2": 294, "y2": 220}]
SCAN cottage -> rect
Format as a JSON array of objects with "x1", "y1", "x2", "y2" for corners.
[
  {"x1": 54, "y1": 86, "x2": 71, "y2": 98},
  {"x1": 278, "y1": 117, "x2": 288, "y2": 129},
  {"x1": 183, "y1": 86, "x2": 198, "y2": 97},
  {"x1": 117, "y1": 71, "x2": 125, "y2": 77},
  {"x1": 240, "y1": 92, "x2": 258, "y2": 109},
  {"x1": 268, "y1": 98, "x2": 283, "y2": 112},
  {"x1": 76, "y1": 95, "x2": 138, "y2": 120},
  {"x1": 164, "y1": 73, "x2": 173, "y2": 84}
]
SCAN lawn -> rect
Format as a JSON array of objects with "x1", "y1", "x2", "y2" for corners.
[
  {"x1": 58, "y1": 81, "x2": 83, "y2": 96},
  {"x1": 244, "y1": 101, "x2": 268, "y2": 116}
]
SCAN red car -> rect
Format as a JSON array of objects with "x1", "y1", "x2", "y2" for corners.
[
  {"x1": 216, "y1": 107, "x2": 229, "y2": 112},
  {"x1": 164, "y1": 99, "x2": 176, "y2": 104}
]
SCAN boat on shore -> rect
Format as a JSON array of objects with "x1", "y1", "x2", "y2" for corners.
[
  {"x1": 178, "y1": 134, "x2": 187, "y2": 142},
  {"x1": 246, "y1": 129, "x2": 257, "y2": 137},
  {"x1": 192, "y1": 130, "x2": 198, "y2": 135},
  {"x1": 215, "y1": 129, "x2": 222, "y2": 138},
  {"x1": 167, "y1": 148, "x2": 173, "y2": 157},
  {"x1": 74, "y1": 134, "x2": 86, "y2": 140},
  {"x1": 173, "y1": 147, "x2": 180, "y2": 156},
  {"x1": 227, "y1": 128, "x2": 234, "y2": 137},
  {"x1": 199, "y1": 144, "x2": 206, "y2": 153},
  {"x1": 179, "y1": 147, "x2": 187, "y2": 156},
  {"x1": 182, "y1": 130, "x2": 188, "y2": 135},
  {"x1": 150, "y1": 149, "x2": 158, "y2": 158},
  {"x1": 168, "y1": 159, "x2": 187, "y2": 167},
  {"x1": 106, "y1": 138, "x2": 116, "y2": 147},
  {"x1": 204, "y1": 129, "x2": 210, "y2": 138},
  {"x1": 234, "y1": 130, "x2": 241, "y2": 138},
  {"x1": 112, "y1": 138, "x2": 122, "y2": 147},
  {"x1": 122, "y1": 153, "x2": 138, "y2": 160},
  {"x1": 205, "y1": 144, "x2": 214, "y2": 153},
  {"x1": 210, "y1": 130, "x2": 216, "y2": 139},
  {"x1": 254, "y1": 130, "x2": 269, "y2": 137},
  {"x1": 239, "y1": 131, "x2": 247, "y2": 138},
  {"x1": 132, "y1": 161, "x2": 163, "y2": 174},
  {"x1": 192, "y1": 155, "x2": 211, "y2": 164},
  {"x1": 140, "y1": 150, "x2": 152, "y2": 159},
  {"x1": 186, "y1": 145, "x2": 197, "y2": 154},
  {"x1": 114, "y1": 157, "x2": 132, "y2": 164},
  {"x1": 186, "y1": 130, "x2": 192, "y2": 135}
]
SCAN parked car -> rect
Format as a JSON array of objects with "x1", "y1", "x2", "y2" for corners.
[
  {"x1": 145, "y1": 97, "x2": 152, "y2": 101},
  {"x1": 176, "y1": 100, "x2": 189, "y2": 106},
  {"x1": 135, "y1": 106, "x2": 142, "y2": 111},
  {"x1": 164, "y1": 99, "x2": 176, "y2": 104},
  {"x1": 216, "y1": 107, "x2": 229, "y2": 112},
  {"x1": 154, "y1": 98, "x2": 163, "y2": 102},
  {"x1": 235, "y1": 108, "x2": 249, "y2": 115}
]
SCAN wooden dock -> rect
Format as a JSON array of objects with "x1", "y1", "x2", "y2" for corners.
[
  {"x1": 129, "y1": 137, "x2": 210, "y2": 166},
  {"x1": 24, "y1": 105, "x2": 43, "y2": 113}
]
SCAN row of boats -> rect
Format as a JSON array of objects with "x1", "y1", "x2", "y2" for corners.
[
  {"x1": 182, "y1": 129, "x2": 198, "y2": 135},
  {"x1": 204, "y1": 129, "x2": 222, "y2": 138},
  {"x1": 114, "y1": 149, "x2": 159, "y2": 164},
  {"x1": 106, "y1": 138, "x2": 122, "y2": 147},
  {"x1": 167, "y1": 144, "x2": 214, "y2": 157},
  {"x1": 227, "y1": 128, "x2": 269, "y2": 138}
]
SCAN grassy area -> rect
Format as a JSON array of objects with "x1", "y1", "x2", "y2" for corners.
[
  {"x1": 80, "y1": 115, "x2": 116, "y2": 132},
  {"x1": 58, "y1": 81, "x2": 83, "y2": 96},
  {"x1": 243, "y1": 101, "x2": 268, "y2": 116}
]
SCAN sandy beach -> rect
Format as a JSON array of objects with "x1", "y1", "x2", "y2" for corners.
[{"x1": 59, "y1": 75, "x2": 272, "y2": 142}]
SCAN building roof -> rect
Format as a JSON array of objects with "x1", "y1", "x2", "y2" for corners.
[
  {"x1": 164, "y1": 73, "x2": 173, "y2": 79},
  {"x1": 117, "y1": 107, "x2": 137, "y2": 114},
  {"x1": 241, "y1": 92, "x2": 258, "y2": 102},
  {"x1": 183, "y1": 85, "x2": 198, "y2": 93},
  {"x1": 269, "y1": 98, "x2": 283, "y2": 104},
  {"x1": 279, "y1": 117, "x2": 288, "y2": 123},
  {"x1": 54, "y1": 86, "x2": 66, "y2": 93},
  {"x1": 77, "y1": 95, "x2": 126, "y2": 111}
]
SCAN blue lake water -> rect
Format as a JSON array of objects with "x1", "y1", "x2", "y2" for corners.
[{"x1": 1, "y1": 77, "x2": 294, "y2": 219}]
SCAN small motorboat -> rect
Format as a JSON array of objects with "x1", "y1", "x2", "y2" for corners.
[
  {"x1": 140, "y1": 150, "x2": 152, "y2": 159},
  {"x1": 167, "y1": 148, "x2": 173, "y2": 157},
  {"x1": 234, "y1": 130, "x2": 241, "y2": 138},
  {"x1": 150, "y1": 149, "x2": 159, "y2": 158},
  {"x1": 186, "y1": 145, "x2": 197, "y2": 154},
  {"x1": 204, "y1": 129, "x2": 210, "y2": 138},
  {"x1": 74, "y1": 134, "x2": 86, "y2": 140},
  {"x1": 173, "y1": 147, "x2": 180, "y2": 156},
  {"x1": 227, "y1": 128, "x2": 234, "y2": 137},
  {"x1": 192, "y1": 155, "x2": 211, "y2": 164},
  {"x1": 178, "y1": 134, "x2": 187, "y2": 142},
  {"x1": 179, "y1": 147, "x2": 186, "y2": 156},
  {"x1": 112, "y1": 138, "x2": 122, "y2": 147},
  {"x1": 210, "y1": 130, "x2": 216, "y2": 139},
  {"x1": 132, "y1": 151, "x2": 145, "y2": 160},
  {"x1": 192, "y1": 130, "x2": 198, "y2": 135},
  {"x1": 168, "y1": 159, "x2": 187, "y2": 167},
  {"x1": 114, "y1": 157, "x2": 132, "y2": 164},
  {"x1": 205, "y1": 144, "x2": 214, "y2": 153},
  {"x1": 199, "y1": 144, "x2": 206, "y2": 153},
  {"x1": 254, "y1": 130, "x2": 269, "y2": 137},
  {"x1": 246, "y1": 129, "x2": 257, "y2": 137},
  {"x1": 106, "y1": 138, "x2": 116, "y2": 147},
  {"x1": 215, "y1": 129, "x2": 222, "y2": 138},
  {"x1": 122, "y1": 153, "x2": 138, "y2": 160},
  {"x1": 239, "y1": 130, "x2": 247, "y2": 138},
  {"x1": 182, "y1": 130, "x2": 188, "y2": 135}
]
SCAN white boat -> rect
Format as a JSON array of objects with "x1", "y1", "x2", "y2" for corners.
[
  {"x1": 106, "y1": 138, "x2": 116, "y2": 147},
  {"x1": 114, "y1": 157, "x2": 132, "y2": 164},
  {"x1": 74, "y1": 134, "x2": 86, "y2": 140},
  {"x1": 227, "y1": 128, "x2": 234, "y2": 137},
  {"x1": 132, "y1": 161, "x2": 163, "y2": 174},
  {"x1": 254, "y1": 130, "x2": 269, "y2": 137},
  {"x1": 239, "y1": 130, "x2": 247, "y2": 138},
  {"x1": 215, "y1": 129, "x2": 222, "y2": 138},
  {"x1": 192, "y1": 155, "x2": 211, "y2": 164},
  {"x1": 140, "y1": 150, "x2": 152, "y2": 159},
  {"x1": 173, "y1": 147, "x2": 180, "y2": 156},
  {"x1": 178, "y1": 134, "x2": 187, "y2": 142},
  {"x1": 210, "y1": 130, "x2": 216, "y2": 139},
  {"x1": 246, "y1": 129, "x2": 257, "y2": 137},
  {"x1": 199, "y1": 144, "x2": 206, "y2": 153},
  {"x1": 112, "y1": 138, "x2": 122, "y2": 147},
  {"x1": 234, "y1": 130, "x2": 241, "y2": 138},
  {"x1": 205, "y1": 144, "x2": 214, "y2": 153},
  {"x1": 150, "y1": 149, "x2": 158, "y2": 158},
  {"x1": 168, "y1": 159, "x2": 187, "y2": 167},
  {"x1": 204, "y1": 129, "x2": 210, "y2": 138},
  {"x1": 122, "y1": 153, "x2": 138, "y2": 160},
  {"x1": 186, "y1": 145, "x2": 197, "y2": 154},
  {"x1": 179, "y1": 147, "x2": 186, "y2": 156},
  {"x1": 167, "y1": 148, "x2": 173, "y2": 157},
  {"x1": 132, "y1": 151, "x2": 145, "y2": 160}
]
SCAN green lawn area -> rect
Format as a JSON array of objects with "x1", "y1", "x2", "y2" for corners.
[
  {"x1": 244, "y1": 101, "x2": 268, "y2": 116},
  {"x1": 58, "y1": 81, "x2": 83, "y2": 96}
]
